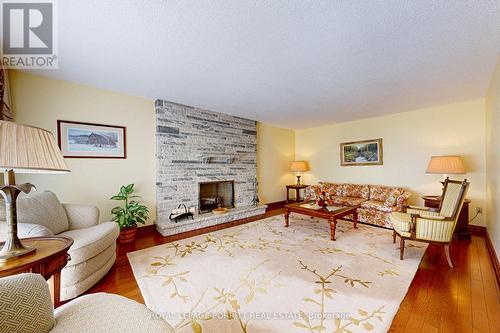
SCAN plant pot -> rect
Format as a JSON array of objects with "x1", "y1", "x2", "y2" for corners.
[{"x1": 119, "y1": 226, "x2": 137, "y2": 244}]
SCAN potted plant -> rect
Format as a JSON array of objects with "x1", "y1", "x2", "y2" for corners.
[{"x1": 111, "y1": 184, "x2": 149, "y2": 244}]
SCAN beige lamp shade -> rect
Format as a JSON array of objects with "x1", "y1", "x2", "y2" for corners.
[
  {"x1": 290, "y1": 161, "x2": 310, "y2": 172},
  {"x1": 0, "y1": 120, "x2": 70, "y2": 174},
  {"x1": 426, "y1": 156, "x2": 466, "y2": 174}
]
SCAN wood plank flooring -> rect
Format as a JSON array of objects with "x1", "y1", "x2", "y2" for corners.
[{"x1": 86, "y1": 208, "x2": 500, "y2": 332}]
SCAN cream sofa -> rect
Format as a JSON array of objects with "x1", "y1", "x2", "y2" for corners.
[
  {"x1": 0, "y1": 191, "x2": 119, "y2": 301},
  {"x1": 305, "y1": 182, "x2": 412, "y2": 228},
  {"x1": 0, "y1": 273, "x2": 175, "y2": 333}
]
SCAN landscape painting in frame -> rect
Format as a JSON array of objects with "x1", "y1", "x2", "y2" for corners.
[
  {"x1": 340, "y1": 138, "x2": 383, "y2": 166},
  {"x1": 57, "y1": 120, "x2": 126, "y2": 158}
]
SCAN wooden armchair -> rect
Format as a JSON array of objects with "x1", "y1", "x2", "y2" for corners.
[{"x1": 390, "y1": 178, "x2": 469, "y2": 268}]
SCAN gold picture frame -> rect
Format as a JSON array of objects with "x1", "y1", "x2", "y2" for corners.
[{"x1": 340, "y1": 138, "x2": 383, "y2": 166}]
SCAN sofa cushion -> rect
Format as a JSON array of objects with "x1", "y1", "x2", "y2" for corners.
[
  {"x1": 342, "y1": 184, "x2": 370, "y2": 199},
  {"x1": 330, "y1": 196, "x2": 367, "y2": 206},
  {"x1": 0, "y1": 273, "x2": 55, "y2": 333},
  {"x1": 369, "y1": 185, "x2": 403, "y2": 202},
  {"x1": 52, "y1": 293, "x2": 174, "y2": 333},
  {"x1": 361, "y1": 200, "x2": 394, "y2": 213},
  {"x1": 16, "y1": 191, "x2": 69, "y2": 234},
  {"x1": 319, "y1": 182, "x2": 344, "y2": 196},
  {"x1": 59, "y1": 222, "x2": 119, "y2": 266}
]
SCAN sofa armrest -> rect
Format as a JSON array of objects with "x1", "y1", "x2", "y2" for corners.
[
  {"x1": 395, "y1": 191, "x2": 412, "y2": 211},
  {"x1": 304, "y1": 185, "x2": 320, "y2": 201},
  {"x1": 62, "y1": 204, "x2": 100, "y2": 230},
  {"x1": 0, "y1": 222, "x2": 53, "y2": 241}
]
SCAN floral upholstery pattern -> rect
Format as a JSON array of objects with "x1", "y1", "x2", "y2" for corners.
[
  {"x1": 361, "y1": 200, "x2": 394, "y2": 213},
  {"x1": 305, "y1": 183, "x2": 412, "y2": 229},
  {"x1": 370, "y1": 185, "x2": 403, "y2": 202},
  {"x1": 342, "y1": 184, "x2": 370, "y2": 199},
  {"x1": 319, "y1": 182, "x2": 344, "y2": 196},
  {"x1": 357, "y1": 208, "x2": 393, "y2": 228},
  {"x1": 330, "y1": 196, "x2": 367, "y2": 207}
]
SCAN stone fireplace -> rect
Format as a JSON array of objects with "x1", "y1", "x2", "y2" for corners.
[
  {"x1": 155, "y1": 100, "x2": 266, "y2": 236},
  {"x1": 199, "y1": 180, "x2": 235, "y2": 213}
]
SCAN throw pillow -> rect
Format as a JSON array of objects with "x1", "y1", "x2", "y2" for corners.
[{"x1": 384, "y1": 190, "x2": 399, "y2": 207}]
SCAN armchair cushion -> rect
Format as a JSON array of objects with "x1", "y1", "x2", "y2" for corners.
[
  {"x1": 62, "y1": 204, "x2": 99, "y2": 230},
  {"x1": 17, "y1": 191, "x2": 69, "y2": 234},
  {"x1": 59, "y1": 222, "x2": 119, "y2": 266},
  {"x1": 51, "y1": 293, "x2": 174, "y2": 333},
  {"x1": 0, "y1": 273, "x2": 55, "y2": 333},
  {"x1": 391, "y1": 212, "x2": 412, "y2": 234}
]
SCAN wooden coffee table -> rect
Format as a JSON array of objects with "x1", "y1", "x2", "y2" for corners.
[
  {"x1": 0, "y1": 236, "x2": 73, "y2": 307},
  {"x1": 284, "y1": 201, "x2": 359, "y2": 241}
]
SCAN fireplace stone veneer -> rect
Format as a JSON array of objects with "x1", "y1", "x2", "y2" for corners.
[{"x1": 155, "y1": 100, "x2": 266, "y2": 236}]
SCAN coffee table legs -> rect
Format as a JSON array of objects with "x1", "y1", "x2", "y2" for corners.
[
  {"x1": 284, "y1": 209, "x2": 290, "y2": 227},
  {"x1": 353, "y1": 210, "x2": 358, "y2": 229},
  {"x1": 330, "y1": 217, "x2": 337, "y2": 241}
]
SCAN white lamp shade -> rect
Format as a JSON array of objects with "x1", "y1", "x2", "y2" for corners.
[
  {"x1": 0, "y1": 121, "x2": 70, "y2": 174},
  {"x1": 426, "y1": 156, "x2": 466, "y2": 174}
]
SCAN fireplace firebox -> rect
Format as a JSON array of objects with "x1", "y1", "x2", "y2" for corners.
[{"x1": 199, "y1": 181, "x2": 235, "y2": 213}]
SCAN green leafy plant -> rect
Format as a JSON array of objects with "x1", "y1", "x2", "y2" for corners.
[{"x1": 110, "y1": 184, "x2": 149, "y2": 229}]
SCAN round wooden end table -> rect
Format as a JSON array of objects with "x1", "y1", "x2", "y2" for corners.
[{"x1": 0, "y1": 236, "x2": 73, "y2": 307}]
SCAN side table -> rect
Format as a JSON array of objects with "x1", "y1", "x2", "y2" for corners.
[
  {"x1": 286, "y1": 184, "x2": 309, "y2": 203},
  {"x1": 0, "y1": 236, "x2": 73, "y2": 307},
  {"x1": 422, "y1": 195, "x2": 471, "y2": 240}
]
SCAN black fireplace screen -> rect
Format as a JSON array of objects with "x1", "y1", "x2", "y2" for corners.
[{"x1": 199, "y1": 181, "x2": 235, "y2": 213}]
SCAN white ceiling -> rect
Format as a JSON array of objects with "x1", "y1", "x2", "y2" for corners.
[{"x1": 29, "y1": 0, "x2": 500, "y2": 129}]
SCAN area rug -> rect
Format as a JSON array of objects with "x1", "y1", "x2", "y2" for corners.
[{"x1": 128, "y1": 214, "x2": 427, "y2": 333}]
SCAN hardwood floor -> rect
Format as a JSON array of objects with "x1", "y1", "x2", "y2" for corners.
[{"x1": 86, "y1": 208, "x2": 500, "y2": 332}]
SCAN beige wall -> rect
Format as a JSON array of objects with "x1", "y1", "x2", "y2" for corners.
[
  {"x1": 6, "y1": 71, "x2": 494, "y2": 233},
  {"x1": 9, "y1": 71, "x2": 157, "y2": 225},
  {"x1": 486, "y1": 56, "x2": 500, "y2": 257},
  {"x1": 295, "y1": 99, "x2": 487, "y2": 226},
  {"x1": 257, "y1": 122, "x2": 295, "y2": 203}
]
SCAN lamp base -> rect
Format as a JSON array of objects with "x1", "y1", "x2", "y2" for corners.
[
  {"x1": 0, "y1": 169, "x2": 37, "y2": 262},
  {"x1": 296, "y1": 175, "x2": 302, "y2": 185},
  {"x1": 0, "y1": 238, "x2": 36, "y2": 262}
]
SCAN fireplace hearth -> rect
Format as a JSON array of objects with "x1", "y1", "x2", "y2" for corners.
[{"x1": 199, "y1": 181, "x2": 235, "y2": 213}]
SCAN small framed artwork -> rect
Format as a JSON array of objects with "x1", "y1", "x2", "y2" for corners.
[
  {"x1": 340, "y1": 138, "x2": 383, "y2": 166},
  {"x1": 57, "y1": 120, "x2": 126, "y2": 158}
]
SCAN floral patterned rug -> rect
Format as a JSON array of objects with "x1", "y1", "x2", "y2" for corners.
[{"x1": 128, "y1": 214, "x2": 427, "y2": 333}]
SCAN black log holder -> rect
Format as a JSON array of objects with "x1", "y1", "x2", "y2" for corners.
[{"x1": 169, "y1": 204, "x2": 194, "y2": 223}]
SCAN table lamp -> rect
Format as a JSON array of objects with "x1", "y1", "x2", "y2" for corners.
[
  {"x1": 426, "y1": 155, "x2": 466, "y2": 180},
  {"x1": 290, "y1": 161, "x2": 309, "y2": 185},
  {"x1": 0, "y1": 121, "x2": 69, "y2": 262}
]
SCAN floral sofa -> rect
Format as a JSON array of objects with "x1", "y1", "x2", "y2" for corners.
[{"x1": 305, "y1": 182, "x2": 412, "y2": 228}]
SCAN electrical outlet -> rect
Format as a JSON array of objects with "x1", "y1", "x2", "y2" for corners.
[{"x1": 476, "y1": 207, "x2": 483, "y2": 214}]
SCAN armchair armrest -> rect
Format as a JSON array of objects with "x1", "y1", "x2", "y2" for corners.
[
  {"x1": 63, "y1": 204, "x2": 100, "y2": 230},
  {"x1": 0, "y1": 273, "x2": 55, "y2": 333},
  {"x1": 407, "y1": 206, "x2": 441, "y2": 217}
]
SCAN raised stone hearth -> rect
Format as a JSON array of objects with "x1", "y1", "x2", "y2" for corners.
[
  {"x1": 155, "y1": 100, "x2": 264, "y2": 236},
  {"x1": 155, "y1": 205, "x2": 266, "y2": 236}
]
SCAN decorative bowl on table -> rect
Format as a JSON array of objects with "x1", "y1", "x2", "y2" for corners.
[{"x1": 212, "y1": 207, "x2": 229, "y2": 215}]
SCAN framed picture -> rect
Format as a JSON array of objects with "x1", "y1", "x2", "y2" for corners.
[
  {"x1": 57, "y1": 120, "x2": 126, "y2": 158},
  {"x1": 340, "y1": 138, "x2": 383, "y2": 166}
]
